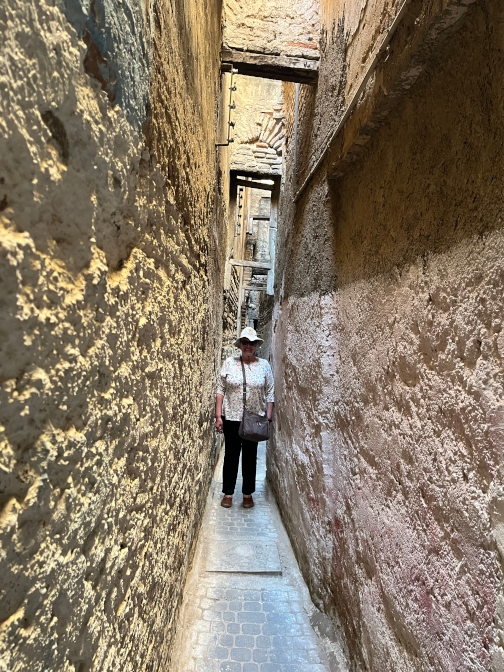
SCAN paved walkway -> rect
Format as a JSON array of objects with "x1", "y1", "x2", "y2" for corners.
[{"x1": 171, "y1": 443, "x2": 345, "y2": 672}]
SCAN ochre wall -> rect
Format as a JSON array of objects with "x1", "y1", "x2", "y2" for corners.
[
  {"x1": 270, "y1": 2, "x2": 504, "y2": 670},
  {"x1": 0, "y1": 0, "x2": 225, "y2": 669}
]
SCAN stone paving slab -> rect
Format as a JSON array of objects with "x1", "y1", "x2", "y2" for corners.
[
  {"x1": 206, "y1": 540, "x2": 281, "y2": 574},
  {"x1": 170, "y1": 443, "x2": 335, "y2": 672},
  {"x1": 182, "y1": 585, "x2": 327, "y2": 672},
  {"x1": 209, "y1": 487, "x2": 277, "y2": 541}
]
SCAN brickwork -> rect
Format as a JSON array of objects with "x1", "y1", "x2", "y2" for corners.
[
  {"x1": 230, "y1": 76, "x2": 284, "y2": 177},
  {"x1": 223, "y1": 0, "x2": 320, "y2": 59}
]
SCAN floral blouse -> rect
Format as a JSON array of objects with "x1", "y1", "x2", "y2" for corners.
[{"x1": 217, "y1": 357, "x2": 275, "y2": 421}]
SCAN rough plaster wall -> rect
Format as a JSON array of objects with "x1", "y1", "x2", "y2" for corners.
[
  {"x1": 222, "y1": 266, "x2": 240, "y2": 360},
  {"x1": 62, "y1": 0, "x2": 153, "y2": 130},
  {"x1": 256, "y1": 294, "x2": 274, "y2": 361},
  {"x1": 320, "y1": 0, "x2": 403, "y2": 101},
  {"x1": 223, "y1": 0, "x2": 320, "y2": 59},
  {"x1": 270, "y1": 2, "x2": 504, "y2": 670},
  {"x1": 288, "y1": 20, "x2": 347, "y2": 186},
  {"x1": 296, "y1": 0, "x2": 479, "y2": 189},
  {"x1": 0, "y1": 0, "x2": 224, "y2": 670}
]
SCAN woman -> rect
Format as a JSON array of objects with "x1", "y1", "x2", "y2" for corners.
[{"x1": 215, "y1": 327, "x2": 274, "y2": 508}]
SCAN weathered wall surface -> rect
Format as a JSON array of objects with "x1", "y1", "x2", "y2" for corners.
[
  {"x1": 222, "y1": 265, "x2": 242, "y2": 361},
  {"x1": 320, "y1": 0, "x2": 403, "y2": 102},
  {"x1": 223, "y1": 0, "x2": 320, "y2": 59},
  {"x1": 0, "y1": 0, "x2": 224, "y2": 670},
  {"x1": 270, "y1": 1, "x2": 504, "y2": 670},
  {"x1": 256, "y1": 294, "x2": 274, "y2": 361},
  {"x1": 294, "y1": 0, "x2": 480, "y2": 193}
]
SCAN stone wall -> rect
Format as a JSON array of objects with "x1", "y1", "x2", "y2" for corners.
[
  {"x1": 269, "y1": 1, "x2": 504, "y2": 670},
  {"x1": 223, "y1": 0, "x2": 320, "y2": 59},
  {"x1": 0, "y1": 0, "x2": 225, "y2": 669},
  {"x1": 230, "y1": 75, "x2": 284, "y2": 177}
]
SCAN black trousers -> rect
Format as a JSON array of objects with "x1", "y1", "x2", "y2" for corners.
[{"x1": 222, "y1": 419, "x2": 258, "y2": 495}]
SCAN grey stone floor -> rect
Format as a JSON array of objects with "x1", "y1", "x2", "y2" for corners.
[{"x1": 170, "y1": 443, "x2": 347, "y2": 672}]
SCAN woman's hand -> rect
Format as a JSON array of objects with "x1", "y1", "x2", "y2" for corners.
[{"x1": 215, "y1": 394, "x2": 224, "y2": 433}]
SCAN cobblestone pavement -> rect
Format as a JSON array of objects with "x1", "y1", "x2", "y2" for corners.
[{"x1": 170, "y1": 443, "x2": 339, "y2": 672}]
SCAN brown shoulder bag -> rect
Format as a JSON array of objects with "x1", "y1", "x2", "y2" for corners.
[{"x1": 238, "y1": 357, "x2": 270, "y2": 442}]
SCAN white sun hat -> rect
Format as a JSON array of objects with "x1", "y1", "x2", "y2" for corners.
[{"x1": 234, "y1": 326, "x2": 264, "y2": 348}]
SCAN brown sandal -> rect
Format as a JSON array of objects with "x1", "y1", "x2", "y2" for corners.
[
  {"x1": 243, "y1": 495, "x2": 254, "y2": 509},
  {"x1": 221, "y1": 495, "x2": 232, "y2": 508}
]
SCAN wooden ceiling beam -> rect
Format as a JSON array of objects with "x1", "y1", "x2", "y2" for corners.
[
  {"x1": 235, "y1": 178, "x2": 274, "y2": 191},
  {"x1": 221, "y1": 49, "x2": 319, "y2": 85},
  {"x1": 229, "y1": 259, "x2": 272, "y2": 270}
]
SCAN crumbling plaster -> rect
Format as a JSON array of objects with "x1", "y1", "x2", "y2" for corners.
[
  {"x1": 270, "y1": 1, "x2": 504, "y2": 670},
  {"x1": 0, "y1": 0, "x2": 225, "y2": 669}
]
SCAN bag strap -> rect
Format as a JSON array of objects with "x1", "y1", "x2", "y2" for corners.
[{"x1": 240, "y1": 357, "x2": 247, "y2": 410}]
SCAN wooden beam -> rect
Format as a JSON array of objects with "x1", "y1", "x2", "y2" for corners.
[
  {"x1": 229, "y1": 259, "x2": 272, "y2": 270},
  {"x1": 221, "y1": 50, "x2": 319, "y2": 85},
  {"x1": 231, "y1": 169, "x2": 281, "y2": 182},
  {"x1": 236, "y1": 178, "x2": 274, "y2": 191},
  {"x1": 242, "y1": 286, "x2": 268, "y2": 291}
]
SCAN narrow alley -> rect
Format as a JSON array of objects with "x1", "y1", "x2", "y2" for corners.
[
  {"x1": 2, "y1": 0, "x2": 504, "y2": 671},
  {"x1": 172, "y1": 443, "x2": 345, "y2": 672}
]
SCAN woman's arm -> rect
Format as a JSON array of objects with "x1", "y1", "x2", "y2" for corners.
[
  {"x1": 215, "y1": 394, "x2": 224, "y2": 433},
  {"x1": 265, "y1": 362, "x2": 275, "y2": 422},
  {"x1": 216, "y1": 359, "x2": 229, "y2": 434}
]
